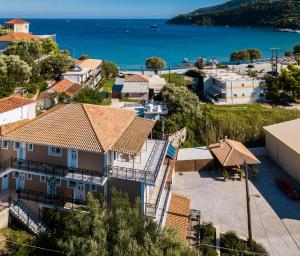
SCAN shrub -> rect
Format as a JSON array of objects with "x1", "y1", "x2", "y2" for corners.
[{"x1": 200, "y1": 222, "x2": 215, "y2": 242}]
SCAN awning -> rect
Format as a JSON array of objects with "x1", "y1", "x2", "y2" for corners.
[
  {"x1": 207, "y1": 87, "x2": 222, "y2": 97},
  {"x1": 167, "y1": 144, "x2": 176, "y2": 159}
]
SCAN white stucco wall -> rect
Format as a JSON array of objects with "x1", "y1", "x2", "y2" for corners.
[{"x1": 0, "y1": 102, "x2": 36, "y2": 125}]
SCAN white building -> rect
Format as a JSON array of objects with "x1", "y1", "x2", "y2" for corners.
[
  {"x1": 144, "y1": 100, "x2": 168, "y2": 121},
  {"x1": 0, "y1": 96, "x2": 36, "y2": 125},
  {"x1": 203, "y1": 69, "x2": 265, "y2": 104},
  {"x1": 62, "y1": 59, "x2": 102, "y2": 88},
  {"x1": 4, "y1": 18, "x2": 30, "y2": 33}
]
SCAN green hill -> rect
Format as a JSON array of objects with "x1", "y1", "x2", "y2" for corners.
[{"x1": 167, "y1": 0, "x2": 300, "y2": 29}]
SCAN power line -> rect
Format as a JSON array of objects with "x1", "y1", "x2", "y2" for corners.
[
  {"x1": 0, "y1": 238, "x2": 65, "y2": 255},
  {"x1": 196, "y1": 242, "x2": 268, "y2": 256}
]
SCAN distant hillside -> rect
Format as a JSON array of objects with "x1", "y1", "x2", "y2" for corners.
[{"x1": 167, "y1": 0, "x2": 300, "y2": 29}]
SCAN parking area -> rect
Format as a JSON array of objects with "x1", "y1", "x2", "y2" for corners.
[{"x1": 172, "y1": 156, "x2": 300, "y2": 256}]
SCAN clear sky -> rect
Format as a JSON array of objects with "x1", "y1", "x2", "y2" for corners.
[{"x1": 0, "y1": 0, "x2": 226, "y2": 19}]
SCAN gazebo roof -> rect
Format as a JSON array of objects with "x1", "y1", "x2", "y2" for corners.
[{"x1": 209, "y1": 138, "x2": 260, "y2": 167}]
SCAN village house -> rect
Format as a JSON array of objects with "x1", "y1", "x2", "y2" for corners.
[
  {"x1": 202, "y1": 69, "x2": 265, "y2": 104},
  {"x1": 0, "y1": 18, "x2": 55, "y2": 51},
  {"x1": 62, "y1": 59, "x2": 102, "y2": 88},
  {"x1": 0, "y1": 103, "x2": 173, "y2": 234},
  {"x1": 115, "y1": 74, "x2": 167, "y2": 100},
  {"x1": 0, "y1": 96, "x2": 36, "y2": 126}
]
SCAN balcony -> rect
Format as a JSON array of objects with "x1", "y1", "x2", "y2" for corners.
[
  {"x1": 107, "y1": 139, "x2": 169, "y2": 185},
  {"x1": 1, "y1": 158, "x2": 106, "y2": 186}
]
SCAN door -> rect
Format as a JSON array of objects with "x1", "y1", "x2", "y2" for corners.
[
  {"x1": 1, "y1": 175, "x2": 9, "y2": 191},
  {"x1": 47, "y1": 178, "x2": 56, "y2": 196},
  {"x1": 74, "y1": 183, "x2": 85, "y2": 202},
  {"x1": 16, "y1": 173, "x2": 25, "y2": 191},
  {"x1": 17, "y1": 143, "x2": 26, "y2": 160},
  {"x1": 68, "y1": 149, "x2": 78, "y2": 168}
]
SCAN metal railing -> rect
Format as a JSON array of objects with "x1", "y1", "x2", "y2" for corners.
[
  {"x1": 9, "y1": 197, "x2": 48, "y2": 236},
  {"x1": 9, "y1": 157, "x2": 103, "y2": 183},
  {"x1": 18, "y1": 189, "x2": 87, "y2": 207},
  {"x1": 145, "y1": 160, "x2": 170, "y2": 217},
  {"x1": 159, "y1": 181, "x2": 171, "y2": 228}
]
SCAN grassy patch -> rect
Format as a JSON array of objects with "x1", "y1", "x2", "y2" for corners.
[
  {"x1": 161, "y1": 73, "x2": 192, "y2": 87},
  {"x1": 101, "y1": 78, "x2": 116, "y2": 94}
]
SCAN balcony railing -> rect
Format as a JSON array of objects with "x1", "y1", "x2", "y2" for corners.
[
  {"x1": 145, "y1": 160, "x2": 171, "y2": 217},
  {"x1": 18, "y1": 189, "x2": 87, "y2": 207},
  {"x1": 6, "y1": 158, "x2": 104, "y2": 184}
]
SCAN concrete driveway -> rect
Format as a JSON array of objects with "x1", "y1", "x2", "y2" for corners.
[{"x1": 172, "y1": 156, "x2": 300, "y2": 256}]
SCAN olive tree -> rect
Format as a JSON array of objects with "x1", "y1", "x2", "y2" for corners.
[{"x1": 145, "y1": 57, "x2": 166, "y2": 74}]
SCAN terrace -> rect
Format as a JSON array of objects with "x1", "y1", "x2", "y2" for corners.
[
  {"x1": 107, "y1": 139, "x2": 169, "y2": 185},
  {"x1": 0, "y1": 158, "x2": 107, "y2": 186}
]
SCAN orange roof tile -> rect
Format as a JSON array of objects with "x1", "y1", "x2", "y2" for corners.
[
  {"x1": 5, "y1": 18, "x2": 29, "y2": 25},
  {"x1": 64, "y1": 83, "x2": 83, "y2": 97},
  {"x1": 0, "y1": 32, "x2": 41, "y2": 42},
  {"x1": 51, "y1": 79, "x2": 74, "y2": 94},
  {"x1": 125, "y1": 74, "x2": 150, "y2": 83},
  {"x1": 79, "y1": 59, "x2": 102, "y2": 71},
  {"x1": 209, "y1": 138, "x2": 260, "y2": 167},
  {"x1": 2, "y1": 104, "x2": 153, "y2": 153},
  {"x1": 166, "y1": 193, "x2": 191, "y2": 243},
  {"x1": 0, "y1": 96, "x2": 35, "y2": 114}
]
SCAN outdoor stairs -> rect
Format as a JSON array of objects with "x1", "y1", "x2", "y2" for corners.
[{"x1": 9, "y1": 199, "x2": 48, "y2": 237}]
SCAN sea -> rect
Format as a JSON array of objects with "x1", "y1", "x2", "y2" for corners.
[{"x1": 1, "y1": 19, "x2": 300, "y2": 70}]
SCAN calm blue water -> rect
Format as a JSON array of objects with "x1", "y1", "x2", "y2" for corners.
[{"x1": 1, "y1": 19, "x2": 300, "y2": 70}]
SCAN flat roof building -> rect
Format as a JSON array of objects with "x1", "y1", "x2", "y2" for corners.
[{"x1": 264, "y1": 119, "x2": 300, "y2": 182}]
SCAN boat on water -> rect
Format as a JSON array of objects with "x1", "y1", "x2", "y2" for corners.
[
  {"x1": 150, "y1": 24, "x2": 159, "y2": 29},
  {"x1": 278, "y1": 28, "x2": 300, "y2": 33}
]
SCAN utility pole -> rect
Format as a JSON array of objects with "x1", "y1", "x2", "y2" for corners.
[
  {"x1": 270, "y1": 48, "x2": 279, "y2": 75},
  {"x1": 204, "y1": 106, "x2": 209, "y2": 149},
  {"x1": 245, "y1": 162, "x2": 253, "y2": 250},
  {"x1": 168, "y1": 66, "x2": 171, "y2": 83}
]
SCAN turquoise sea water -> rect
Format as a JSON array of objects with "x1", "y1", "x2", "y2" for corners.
[{"x1": 1, "y1": 19, "x2": 300, "y2": 70}]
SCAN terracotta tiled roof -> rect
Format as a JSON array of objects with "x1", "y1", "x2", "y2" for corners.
[
  {"x1": 0, "y1": 96, "x2": 35, "y2": 114},
  {"x1": 37, "y1": 92, "x2": 51, "y2": 100},
  {"x1": 79, "y1": 59, "x2": 102, "y2": 71},
  {"x1": 125, "y1": 74, "x2": 150, "y2": 83},
  {"x1": 209, "y1": 138, "x2": 260, "y2": 167},
  {"x1": 50, "y1": 79, "x2": 74, "y2": 94},
  {"x1": 0, "y1": 119, "x2": 31, "y2": 136},
  {"x1": 65, "y1": 83, "x2": 83, "y2": 97},
  {"x1": 112, "y1": 117, "x2": 155, "y2": 155},
  {"x1": 0, "y1": 32, "x2": 41, "y2": 42},
  {"x1": 5, "y1": 18, "x2": 29, "y2": 25},
  {"x1": 1, "y1": 104, "x2": 153, "y2": 153},
  {"x1": 166, "y1": 193, "x2": 191, "y2": 242}
]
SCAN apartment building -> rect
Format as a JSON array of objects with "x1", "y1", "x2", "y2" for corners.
[
  {"x1": 0, "y1": 103, "x2": 172, "y2": 228},
  {"x1": 203, "y1": 69, "x2": 265, "y2": 104}
]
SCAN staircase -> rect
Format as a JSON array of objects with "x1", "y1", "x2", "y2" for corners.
[{"x1": 9, "y1": 199, "x2": 48, "y2": 236}]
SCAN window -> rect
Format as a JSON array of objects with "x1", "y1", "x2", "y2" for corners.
[
  {"x1": 68, "y1": 180, "x2": 76, "y2": 188},
  {"x1": 234, "y1": 94, "x2": 237, "y2": 97},
  {"x1": 242, "y1": 93, "x2": 245, "y2": 97},
  {"x1": 56, "y1": 178, "x2": 61, "y2": 187},
  {"x1": 2, "y1": 140, "x2": 9, "y2": 150},
  {"x1": 26, "y1": 173, "x2": 32, "y2": 181},
  {"x1": 90, "y1": 184, "x2": 97, "y2": 192},
  {"x1": 242, "y1": 84, "x2": 245, "y2": 87},
  {"x1": 13, "y1": 172, "x2": 19, "y2": 178},
  {"x1": 28, "y1": 143, "x2": 33, "y2": 151},
  {"x1": 40, "y1": 175, "x2": 46, "y2": 183},
  {"x1": 14, "y1": 142, "x2": 20, "y2": 150},
  {"x1": 48, "y1": 147, "x2": 62, "y2": 156}
]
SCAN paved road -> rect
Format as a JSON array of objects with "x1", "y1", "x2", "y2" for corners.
[{"x1": 172, "y1": 157, "x2": 300, "y2": 256}]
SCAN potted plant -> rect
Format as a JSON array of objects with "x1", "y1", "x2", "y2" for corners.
[{"x1": 223, "y1": 170, "x2": 229, "y2": 182}]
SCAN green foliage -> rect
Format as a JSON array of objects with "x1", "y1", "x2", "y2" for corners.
[
  {"x1": 145, "y1": 57, "x2": 166, "y2": 74},
  {"x1": 221, "y1": 231, "x2": 268, "y2": 256},
  {"x1": 161, "y1": 73, "x2": 192, "y2": 87},
  {"x1": 101, "y1": 78, "x2": 116, "y2": 93},
  {"x1": 230, "y1": 49, "x2": 261, "y2": 62},
  {"x1": 0, "y1": 26, "x2": 12, "y2": 35},
  {"x1": 102, "y1": 61, "x2": 119, "y2": 80},
  {"x1": 0, "y1": 54, "x2": 32, "y2": 98},
  {"x1": 79, "y1": 55, "x2": 91, "y2": 61},
  {"x1": 265, "y1": 64, "x2": 300, "y2": 100},
  {"x1": 53, "y1": 190, "x2": 197, "y2": 256},
  {"x1": 40, "y1": 52, "x2": 74, "y2": 80},
  {"x1": 5, "y1": 39, "x2": 43, "y2": 64},
  {"x1": 0, "y1": 228, "x2": 36, "y2": 256},
  {"x1": 293, "y1": 44, "x2": 300, "y2": 54},
  {"x1": 168, "y1": 0, "x2": 300, "y2": 29},
  {"x1": 41, "y1": 38, "x2": 58, "y2": 54},
  {"x1": 74, "y1": 87, "x2": 110, "y2": 105}
]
